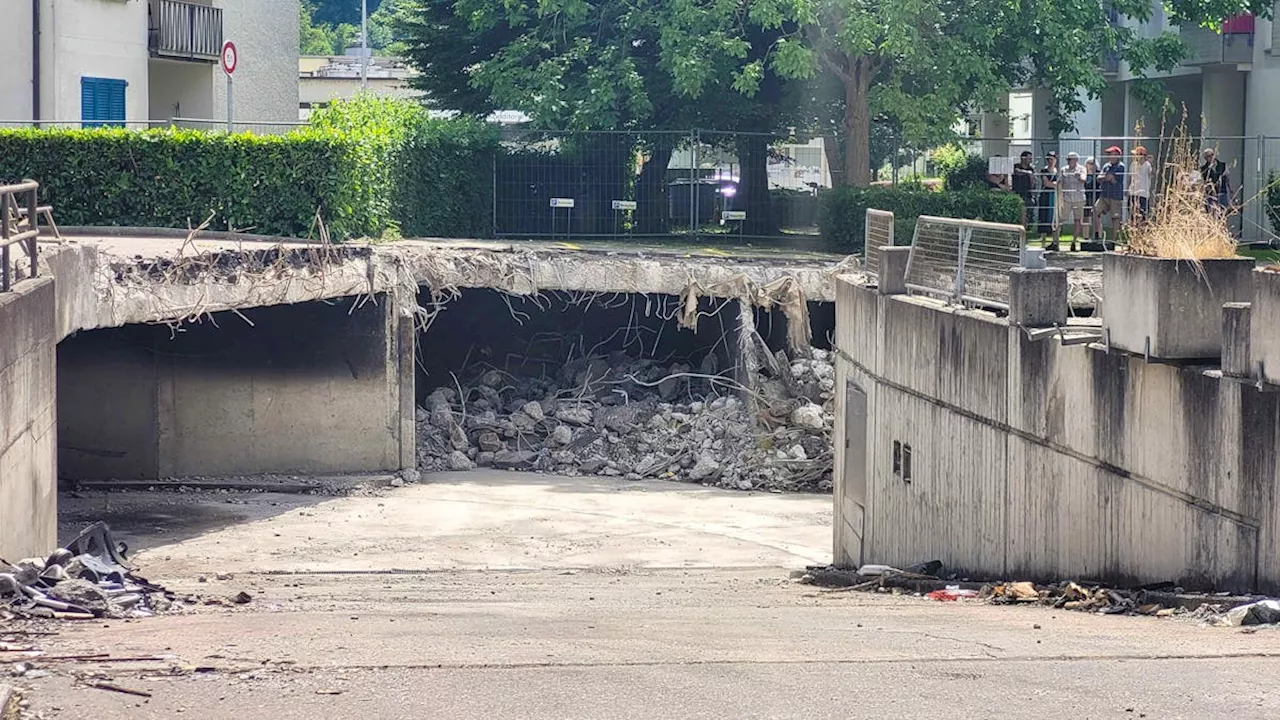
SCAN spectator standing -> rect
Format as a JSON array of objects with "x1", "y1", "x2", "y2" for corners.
[
  {"x1": 1200, "y1": 148, "x2": 1230, "y2": 211},
  {"x1": 1056, "y1": 151, "x2": 1088, "y2": 251},
  {"x1": 1094, "y1": 145, "x2": 1126, "y2": 247},
  {"x1": 1128, "y1": 146, "x2": 1152, "y2": 226},
  {"x1": 1084, "y1": 157, "x2": 1100, "y2": 241},
  {"x1": 1038, "y1": 152, "x2": 1058, "y2": 246},
  {"x1": 1011, "y1": 151, "x2": 1037, "y2": 227}
]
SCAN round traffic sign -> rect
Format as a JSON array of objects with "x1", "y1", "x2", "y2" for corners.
[{"x1": 221, "y1": 41, "x2": 238, "y2": 75}]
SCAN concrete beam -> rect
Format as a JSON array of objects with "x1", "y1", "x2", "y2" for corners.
[
  {"x1": 1101, "y1": 253, "x2": 1254, "y2": 360},
  {"x1": 1222, "y1": 302, "x2": 1252, "y2": 378},
  {"x1": 1008, "y1": 267, "x2": 1068, "y2": 328},
  {"x1": 877, "y1": 247, "x2": 910, "y2": 296}
]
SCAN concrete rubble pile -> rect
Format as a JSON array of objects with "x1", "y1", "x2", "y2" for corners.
[
  {"x1": 415, "y1": 348, "x2": 836, "y2": 492},
  {"x1": 0, "y1": 523, "x2": 176, "y2": 621}
]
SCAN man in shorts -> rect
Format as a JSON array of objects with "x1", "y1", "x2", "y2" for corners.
[
  {"x1": 1054, "y1": 151, "x2": 1088, "y2": 251},
  {"x1": 1094, "y1": 145, "x2": 1126, "y2": 247}
]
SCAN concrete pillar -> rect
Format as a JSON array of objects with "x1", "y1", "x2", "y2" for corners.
[
  {"x1": 981, "y1": 94, "x2": 1011, "y2": 158},
  {"x1": 1008, "y1": 267, "x2": 1068, "y2": 327},
  {"x1": 397, "y1": 313, "x2": 418, "y2": 474},
  {"x1": 877, "y1": 246, "x2": 911, "y2": 296},
  {"x1": 1222, "y1": 302, "x2": 1252, "y2": 378},
  {"x1": 1030, "y1": 88, "x2": 1056, "y2": 151}
]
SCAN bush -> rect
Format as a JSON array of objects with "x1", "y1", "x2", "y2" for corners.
[
  {"x1": 0, "y1": 97, "x2": 503, "y2": 241},
  {"x1": 932, "y1": 144, "x2": 990, "y2": 191},
  {"x1": 308, "y1": 96, "x2": 500, "y2": 238},
  {"x1": 0, "y1": 127, "x2": 370, "y2": 239},
  {"x1": 818, "y1": 186, "x2": 1025, "y2": 252}
]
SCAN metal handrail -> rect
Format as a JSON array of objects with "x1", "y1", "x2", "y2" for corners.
[{"x1": 1, "y1": 180, "x2": 41, "y2": 293}]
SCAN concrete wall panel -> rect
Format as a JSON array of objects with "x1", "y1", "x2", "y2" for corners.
[{"x1": 0, "y1": 278, "x2": 58, "y2": 559}]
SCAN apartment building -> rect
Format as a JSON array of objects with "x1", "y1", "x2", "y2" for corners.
[{"x1": 1, "y1": 0, "x2": 299, "y2": 125}]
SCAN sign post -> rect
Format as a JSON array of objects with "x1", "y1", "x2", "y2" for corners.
[{"x1": 221, "y1": 41, "x2": 238, "y2": 132}]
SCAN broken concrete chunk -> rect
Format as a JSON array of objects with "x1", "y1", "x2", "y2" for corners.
[
  {"x1": 790, "y1": 403, "x2": 826, "y2": 430},
  {"x1": 555, "y1": 407, "x2": 593, "y2": 426},
  {"x1": 688, "y1": 454, "x2": 721, "y2": 481},
  {"x1": 448, "y1": 450, "x2": 475, "y2": 471},
  {"x1": 551, "y1": 425, "x2": 574, "y2": 446},
  {"x1": 493, "y1": 449, "x2": 538, "y2": 470},
  {"x1": 520, "y1": 401, "x2": 545, "y2": 421},
  {"x1": 477, "y1": 431, "x2": 504, "y2": 453}
]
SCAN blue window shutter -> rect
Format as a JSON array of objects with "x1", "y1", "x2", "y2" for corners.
[{"x1": 81, "y1": 77, "x2": 127, "y2": 127}]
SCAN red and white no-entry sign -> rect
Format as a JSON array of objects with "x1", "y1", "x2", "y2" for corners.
[{"x1": 221, "y1": 41, "x2": 238, "y2": 75}]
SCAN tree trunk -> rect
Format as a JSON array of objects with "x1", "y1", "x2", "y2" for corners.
[
  {"x1": 735, "y1": 134, "x2": 776, "y2": 236},
  {"x1": 824, "y1": 134, "x2": 847, "y2": 187},
  {"x1": 842, "y1": 56, "x2": 874, "y2": 187}
]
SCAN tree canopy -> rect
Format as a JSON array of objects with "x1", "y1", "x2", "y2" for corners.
[
  {"x1": 394, "y1": 0, "x2": 1274, "y2": 185},
  {"x1": 301, "y1": 0, "x2": 408, "y2": 56}
]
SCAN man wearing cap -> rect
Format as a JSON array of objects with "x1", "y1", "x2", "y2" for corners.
[
  {"x1": 1011, "y1": 151, "x2": 1037, "y2": 227},
  {"x1": 1200, "y1": 148, "x2": 1229, "y2": 210},
  {"x1": 1056, "y1": 151, "x2": 1088, "y2": 251},
  {"x1": 1094, "y1": 146, "x2": 1126, "y2": 246},
  {"x1": 1127, "y1": 146, "x2": 1152, "y2": 225}
]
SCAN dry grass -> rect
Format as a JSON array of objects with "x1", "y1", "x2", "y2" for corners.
[{"x1": 1124, "y1": 115, "x2": 1238, "y2": 261}]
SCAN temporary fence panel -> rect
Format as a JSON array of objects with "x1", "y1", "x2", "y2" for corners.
[
  {"x1": 864, "y1": 208, "x2": 894, "y2": 278},
  {"x1": 904, "y1": 215, "x2": 1024, "y2": 309},
  {"x1": 494, "y1": 128, "x2": 827, "y2": 243}
]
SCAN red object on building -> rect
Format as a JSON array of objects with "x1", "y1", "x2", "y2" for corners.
[{"x1": 1223, "y1": 14, "x2": 1255, "y2": 35}]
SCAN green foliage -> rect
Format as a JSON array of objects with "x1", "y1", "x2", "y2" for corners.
[
  {"x1": 309, "y1": 95, "x2": 500, "y2": 237},
  {"x1": 301, "y1": 0, "x2": 407, "y2": 55},
  {"x1": 0, "y1": 98, "x2": 502, "y2": 241},
  {"x1": 818, "y1": 186, "x2": 1024, "y2": 251},
  {"x1": 932, "y1": 149, "x2": 990, "y2": 191},
  {"x1": 1267, "y1": 172, "x2": 1280, "y2": 236},
  {"x1": 0, "y1": 127, "x2": 370, "y2": 239}
]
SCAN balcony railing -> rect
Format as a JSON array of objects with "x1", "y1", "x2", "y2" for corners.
[
  {"x1": 1181, "y1": 16, "x2": 1255, "y2": 66},
  {"x1": 149, "y1": 0, "x2": 223, "y2": 63}
]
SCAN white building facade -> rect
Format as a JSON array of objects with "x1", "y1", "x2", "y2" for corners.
[{"x1": 1, "y1": 0, "x2": 299, "y2": 126}]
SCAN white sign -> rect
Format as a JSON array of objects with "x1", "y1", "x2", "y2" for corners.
[
  {"x1": 722, "y1": 210, "x2": 747, "y2": 221},
  {"x1": 987, "y1": 156, "x2": 1013, "y2": 176},
  {"x1": 549, "y1": 198, "x2": 575, "y2": 208},
  {"x1": 611, "y1": 200, "x2": 637, "y2": 211},
  {"x1": 221, "y1": 41, "x2": 238, "y2": 75}
]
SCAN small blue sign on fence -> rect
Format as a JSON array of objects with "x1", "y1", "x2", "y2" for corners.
[{"x1": 549, "y1": 198, "x2": 575, "y2": 209}]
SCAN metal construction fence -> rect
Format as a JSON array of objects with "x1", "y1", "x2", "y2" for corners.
[
  {"x1": 863, "y1": 209, "x2": 894, "y2": 278},
  {"x1": 904, "y1": 216, "x2": 1026, "y2": 309},
  {"x1": 492, "y1": 128, "x2": 829, "y2": 243},
  {"x1": 890, "y1": 134, "x2": 1280, "y2": 244}
]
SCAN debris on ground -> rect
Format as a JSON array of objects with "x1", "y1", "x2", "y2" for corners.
[
  {"x1": 1, "y1": 522, "x2": 177, "y2": 621},
  {"x1": 799, "y1": 563, "x2": 1280, "y2": 623},
  {"x1": 415, "y1": 347, "x2": 836, "y2": 492}
]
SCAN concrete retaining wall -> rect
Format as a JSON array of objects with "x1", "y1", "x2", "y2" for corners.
[
  {"x1": 0, "y1": 279, "x2": 58, "y2": 559},
  {"x1": 833, "y1": 275, "x2": 1280, "y2": 593},
  {"x1": 58, "y1": 294, "x2": 413, "y2": 479}
]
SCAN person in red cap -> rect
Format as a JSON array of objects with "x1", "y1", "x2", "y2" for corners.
[{"x1": 1094, "y1": 145, "x2": 1126, "y2": 247}]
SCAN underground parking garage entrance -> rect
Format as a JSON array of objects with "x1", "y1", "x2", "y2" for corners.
[{"x1": 412, "y1": 288, "x2": 836, "y2": 493}]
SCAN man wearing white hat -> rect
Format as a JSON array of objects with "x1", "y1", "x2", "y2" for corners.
[{"x1": 1054, "y1": 151, "x2": 1088, "y2": 251}]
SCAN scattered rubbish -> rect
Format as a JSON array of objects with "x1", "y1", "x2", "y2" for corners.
[
  {"x1": 1, "y1": 523, "x2": 178, "y2": 620},
  {"x1": 855, "y1": 564, "x2": 902, "y2": 577},
  {"x1": 801, "y1": 562, "x2": 1277, "y2": 623},
  {"x1": 87, "y1": 680, "x2": 153, "y2": 698},
  {"x1": 1223, "y1": 599, "x2": 1280, "y2": 626},
  {"x1": 416, "y1": 347, "x2": 836, "y2": 493},
  {"x1": 926, "y1": 586, "x2": 978, "y2": 601},
  {"x1": 230, "y1": 591, "x2": 253, "y2": 605}
]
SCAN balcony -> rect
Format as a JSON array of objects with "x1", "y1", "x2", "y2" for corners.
[
  {"x1": 1181, "y1": 15, "x2": 1254, "y2": 66},
  {"x1": 149, "y1": 0, "x2": 223, "y2": 63}
]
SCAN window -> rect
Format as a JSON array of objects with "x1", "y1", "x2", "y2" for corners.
[{"x1": 81, "y1": 77, "x2": 127, "y2": 127}]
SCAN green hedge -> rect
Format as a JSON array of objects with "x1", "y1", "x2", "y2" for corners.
[
  {"x1": 0, "y1": 97, "x2": 503, "y2": 241},
  {"x1": 818, "y1": 186, "x2": 1026, "y2": 252},
  {"x1": 307, "y1": 96, "x2": 500, "y2": 238},
  {"x1": 0, "y1": 127, "x2": 370, "y2": 239}
]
